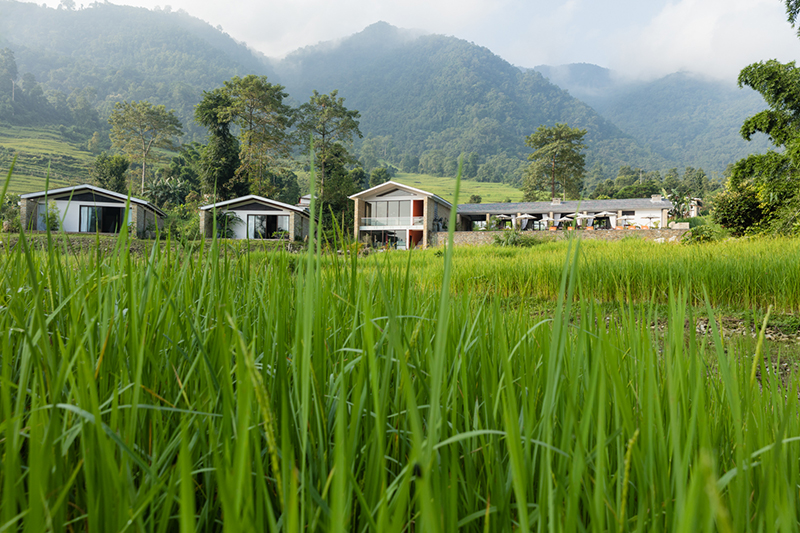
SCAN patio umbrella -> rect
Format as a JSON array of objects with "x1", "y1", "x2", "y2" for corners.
[
  {"x1": 495, "y1": 214, "x2": 512, "y2": 220},
  {"x1": 516, "y1": 214, "x2": 538, "y2": 219},
  {"x1": 592, "y1": 211, "x2": 617, "y2": 217},
  {"x1": 616, "y1": 215, "x2": 636, "y2": 227}
]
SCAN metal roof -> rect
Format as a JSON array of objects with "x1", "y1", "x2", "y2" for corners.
[
  {"x1": 200, "y1": 194, "x2": 310, "y2": 216},
  {"x1": 20, "y1": 184, "x2": 166, "y2": 217},
  {"x1": 457, "y1": 197, "x2": 673, "y2": 218},
  {"x1": 349, "y1": 180, "x2": 452, "y2": 208}
]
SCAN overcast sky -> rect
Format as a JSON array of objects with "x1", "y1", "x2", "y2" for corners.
[{"x1": 41, "y1": 0, "x2": 800, "y2": 81}]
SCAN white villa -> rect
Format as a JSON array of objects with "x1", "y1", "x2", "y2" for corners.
[
  {"x1": 349, "y1": 181, "x2": 454, "y2": 249},
  {"x1": 199, "y1": 195, "x2": 311, "y2": 241},
  {"x1": 19, "y1": 184, "x2": 165, "y2": 237}
]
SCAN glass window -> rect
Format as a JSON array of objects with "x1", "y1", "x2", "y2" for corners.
[
  {"x1": 248, "y1": 215, "x2": 268, "y2": 239},
  {"x1": 277, "y1": 216, "x2": 289, "y2": 233},
  {"x1": 376, "y1": 202, "x2": 387, "y2": 218},
  {"x1": 80, "y1": 206, "x2": 99, "y2": 232},
  {"x1": 248, "y1": 214, "x2": 289, "y2": 239},
  {"x1": 398, "y1": 200, "x2": 410, "y2": 218},
  {"x1": 388, "y1": 201, "x2": 399, "y2": 218}
]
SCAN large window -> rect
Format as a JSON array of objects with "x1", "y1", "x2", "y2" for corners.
[
  {"x1": 366, "y1": 200, "x2": 411, "y2": 222},
  {"x1": 248, "y1": 214, "x2": 289, "y2": 239},
  {"x1": 79, "y1": 206, "x2": 123, "y2": 233}
]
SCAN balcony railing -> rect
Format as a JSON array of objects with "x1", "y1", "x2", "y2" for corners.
[{"x1": 361, "y1": 216, "x2": 424, "y2": 227}]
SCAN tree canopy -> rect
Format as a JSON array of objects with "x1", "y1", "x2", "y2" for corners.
[
  {"x1": 195, "y1": 88, "x2": 242, "y2": 200},
  {"x1": 713, "y1": 13, "x2": 800, "y2": 235},
  {"x1": 109, "y1": 100, "x2": 183, "y2": 193},
  {"x1": 295, "y1": 90, "x2": 362, "y2": 195},
  {"x1": 90, "y1": 152, "x2": 129, "y2": 194},
  {"x1": 522, "y1": 123, "x2": 587, "y2": 200}
]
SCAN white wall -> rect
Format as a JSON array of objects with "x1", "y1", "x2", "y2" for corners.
[
  {"x1": 38, "y1": 200, "x2": 132, "y2": 232},
  {"x1": 226, "y1": 208, "x2": 295, "y2": 240},
  {"x1": 631, "y1": 208, "x2": 665, "y2": 227}
]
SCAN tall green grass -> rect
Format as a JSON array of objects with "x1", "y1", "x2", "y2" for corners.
[
  {"x1": 2, "y1": 168, "x2": 800, "y2": 530},
  {"x1": 355, "y1": 238, "x2": 800, "y2": 312}
]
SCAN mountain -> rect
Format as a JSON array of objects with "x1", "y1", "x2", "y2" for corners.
[
  {"x1": 0, "y1": 3, "x2": 772, "y2": 193},
  {"x1": 272, "y1": 22, "x2": 667, "y2": 183},
  {"x1": 534, "y1": 63, "x2": 772, "y2": 173},
  {"x1": 0, "y1": 0, "x2": 273, "y2": 139}
]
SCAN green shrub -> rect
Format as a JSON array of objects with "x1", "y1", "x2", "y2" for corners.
[
  {"x1": 494, "y1": 230, "x2": 549, "y2": 248},
  {"x1": 682, "y1": 223, "x2": 728, "y2": 244},
  {"x1": 675, "y1": 216, "x2": 707, "y2": 228},
  {"x1": 712, "y1": 185, "x2": 763, "y2": 236}
]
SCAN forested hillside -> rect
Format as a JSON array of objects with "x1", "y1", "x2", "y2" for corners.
[
  {"x1": 274, "y1": 22, "x2": 666, "y2": 185},
  {"x1": 0, "y1": 0, "x2": 272, "y2": 140},
  {"x1": 0, "y1": 2, "x2": 774, "y2": 195},
  {"x1": 534, "y1": 63, "x2": 772, "y2": 173}
]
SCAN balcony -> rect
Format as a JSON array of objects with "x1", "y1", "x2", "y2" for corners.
[{"x1": 361, "y1": 216, "x2": 424, "y2": 227}]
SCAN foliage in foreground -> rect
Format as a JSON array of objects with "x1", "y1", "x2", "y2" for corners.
[{"x1": 2, "y1": 212, "x2": 800, "y2": 532}]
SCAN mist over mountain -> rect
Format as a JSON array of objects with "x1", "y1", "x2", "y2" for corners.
[
  {"x1": 0, "y1": 0, "x2": 273, "y2": 138},
  {"x1": 0, "y1": 1, "x2": 774, "y2": 189},
  {"x1": 534, "y1": 63, "x2": 771, "y2": 173},
  {"x1": 272, "y1": 22, "x2": 666, "y2": 182}
]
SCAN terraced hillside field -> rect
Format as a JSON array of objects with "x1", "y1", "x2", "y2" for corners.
[{"x1": 0, "y1": 125, "x2": 93, "y2": 193}]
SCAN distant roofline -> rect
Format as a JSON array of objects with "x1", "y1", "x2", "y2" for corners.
[
  {"x1": 456, "y1": 196, "x2": 674, "y2": 216},
  {"x1": 200, "y1": 194, "x2": 309, "y2": 216},
  {"x1": 348, "y1": 180, "x2": 452, "y2": 208},
  {"x1": 20, "y1": 183, "x2": 166, "y2": 217}
]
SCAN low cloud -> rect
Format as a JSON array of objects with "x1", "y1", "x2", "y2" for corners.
[
  {"x1": 605, "y1": 0, "x2": 800, "y2": 81},
  {"x1": 31, "y1": 0, "x2": 800, "y2": 81}
]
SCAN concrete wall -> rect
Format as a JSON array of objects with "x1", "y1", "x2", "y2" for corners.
[
  {"x1": 432, "y1": 228, "x2": 690, "y2": 247},
  {"x1": 20, "y1": 198, "x2": 37, "y2": 231},
  {"x1": 353, "y1": 198, "x2": 366, "y2": 241}
]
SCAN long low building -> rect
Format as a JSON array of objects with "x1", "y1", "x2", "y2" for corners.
[
  {"x1": 20, "y1": 184, "x2": 165, "y2": 237},
  {"x1": 350, "y1": 187, "x2": 699, "y2": 248},
  {"x1": 456, "y1": 195, "x2": 693, "y2": 230}
]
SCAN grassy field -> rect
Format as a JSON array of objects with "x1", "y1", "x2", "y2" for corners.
[
  {"x1": 0, "y1": 125, "x2": 94, "y2": 193},
  {"x1": 393, "y1": 172, "x2": 524, "y2": 203},
  {"x1": 2, "y1": 204, "x2": 800, "y2": 532}
]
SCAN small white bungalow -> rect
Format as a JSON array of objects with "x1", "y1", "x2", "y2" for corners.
[
  {"x1": 349, "y1": 181, "x2": 454, "y2": 249},
  {"x1": 199, "y1": 195, "x2": 311, "y2": 241},
  {"x1": 19, "y1": 184, "x2": 165, "y2": 237}
]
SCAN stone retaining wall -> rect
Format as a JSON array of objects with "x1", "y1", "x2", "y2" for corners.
[{"x1": 433, "y1": 229, "x2": 690, "y2": 246}]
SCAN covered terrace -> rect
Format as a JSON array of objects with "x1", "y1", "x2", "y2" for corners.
[{"x1": 456, "y1": 196, "x2": 673, "y2": 231}]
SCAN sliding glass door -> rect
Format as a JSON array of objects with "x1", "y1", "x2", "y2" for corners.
[{"x1": 247, "y1": 214, "x2": 289, "y2": 239}]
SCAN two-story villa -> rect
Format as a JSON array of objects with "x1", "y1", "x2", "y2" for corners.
[{"x1": 349, "y1": 181, "x2": 453, "y2": 249}]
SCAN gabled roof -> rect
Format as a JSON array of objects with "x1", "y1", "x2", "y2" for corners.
[
  {"x1": 348, "y1": 181, "x2": 452, "y2": 208},
  {"x1": 20, "y1": 184, "x2": 166, "y2": 217},
  {"x1": 456, "y1": 197, "x2": 673, "y2": 217},
  {"x1": 200, "y1": 194, "x2": 309, "y2": 216}
]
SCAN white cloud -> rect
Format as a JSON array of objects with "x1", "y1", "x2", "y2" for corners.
[
  {"x1": 27, "y1": 0, "x2": 800, "y2": 80},
  {"x1": 606, "y1": 0, "x2": 800, "y2": 80}
]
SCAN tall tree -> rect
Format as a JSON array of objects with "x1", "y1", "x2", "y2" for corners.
[
  {"x1": 222, "y1": 75, "x2": 294, "y2": 192},
  {"x1": 522, "y1": 123, "x2": 587, "y2": 200},
  {"x1": 195, "y1": 88, "x2": 241, "y2": 199},
  {"x1": 296, "y1": 90, "x2": 362, "y2": 195},
  {"x1": 0, "y1": 49, "x2": 18, "y2": 104},
  {"x1": 109, "y1": 100, "x2": 183, "y2": 194},
  {"x1": 714, "y1": 7, "x2": 800, "y2": 234},
  {"x1": 90, "y1": 152, "x2": 130, "y2": 194}
]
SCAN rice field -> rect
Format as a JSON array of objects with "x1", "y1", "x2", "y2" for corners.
[
  {"x1": 359, "y1": 238, "x2": 800, "y2": 313},
  {"x1": 2, "y1": 174, "x2": 800, "y2": 530}
]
